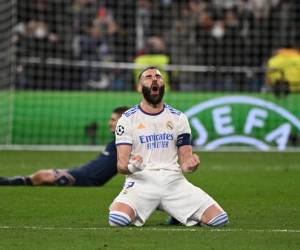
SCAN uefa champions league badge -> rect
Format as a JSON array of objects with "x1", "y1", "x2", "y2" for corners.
[
  {"x1": 185, "y1": 96, "x2": 300, "y2": 151},
  {"x1": 116, "y1": 125, "x2": 125, "y2": 136}
]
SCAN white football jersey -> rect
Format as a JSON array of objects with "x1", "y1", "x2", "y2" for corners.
[{"x1": 115, "y1": 104, "x2": 191, "y2": 171}]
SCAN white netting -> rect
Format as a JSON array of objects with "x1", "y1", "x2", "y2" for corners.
[
  {"x1": 14, "y1": 0, "x2": 299, "y2": 91},
  {"x1": 0, "y1": 0, "x2": 299, "y2": 150},
  {"x1": 0, "y1": 0, "x2": 15, "y2": 145}
]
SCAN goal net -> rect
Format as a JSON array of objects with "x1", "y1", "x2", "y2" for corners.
[
  {"x1": 1, "y1": 0, "x2": 299, "y2": 151},
  {"x1": 0, "y1": 0, "x2": 15, "y2": 146}
]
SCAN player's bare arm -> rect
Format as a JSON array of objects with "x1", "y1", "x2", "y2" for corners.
[
  {"x1": 117, "y1": 145, "x2": 144, "y2": 174},
  {"x1": 178, "y1": 145, "x2": 200, "y2": 173},
  {"x1": 116, "y1": 144, "x2": 132, "y2": 174}
]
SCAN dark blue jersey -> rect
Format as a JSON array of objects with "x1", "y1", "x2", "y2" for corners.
[{"x1": 67, "y1": 141, "x2": 118, "y2": 186}]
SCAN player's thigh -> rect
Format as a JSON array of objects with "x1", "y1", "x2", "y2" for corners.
[
  {"x1": 110, "y1": 176, "x2": 160, "y2": 226},
  {"x1": 161, "y1": 177, "x2": 216, "y2": 226}
]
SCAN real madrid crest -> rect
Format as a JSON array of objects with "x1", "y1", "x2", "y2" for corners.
[{"x1": 166, "y1": 121, "x2": 174, "y2": 130}]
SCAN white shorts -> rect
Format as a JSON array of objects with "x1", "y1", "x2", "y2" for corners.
[{"x1": 110, "y1": 169, "x2": 216, "y2": 226}]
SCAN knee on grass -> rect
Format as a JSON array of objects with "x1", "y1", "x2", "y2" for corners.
[
  {"x1": 206, "y1": 211, "x2": 229, "y2": 227},
  {"x1": 109, "y1": 211, "x2": 132, "y2": 226}
]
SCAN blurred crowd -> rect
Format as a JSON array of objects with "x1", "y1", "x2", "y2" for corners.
[{"x1": 14, "y1": 0, "x2": 300, "y2": 92}]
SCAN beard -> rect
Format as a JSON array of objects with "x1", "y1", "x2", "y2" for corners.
[{"x1": 142, "y1": 84, "x2": 165, "y2": 106}]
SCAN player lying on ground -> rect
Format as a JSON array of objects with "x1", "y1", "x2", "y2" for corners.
[
  {"x1": 109, "y1": 66, "x2": 229, "y2": 227},
  {"x1": 0, "y1": 106, "x2": 128, "y2": 186}
]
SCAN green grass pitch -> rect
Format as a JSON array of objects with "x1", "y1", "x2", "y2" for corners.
[{"x1": 0, "y1": 151, "x2": 299, "y2": 249}]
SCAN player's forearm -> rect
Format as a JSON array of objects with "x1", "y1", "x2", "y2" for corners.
[
  {"x1": 178, "y1": 146, "x2": 200, "y2": 173},
  {"x1": 178, "y1": 145, "x2": 192, "y2": 165},
  {"x1": 116, "y1": 144, "x2": 132, "y2": 174},
  {"x1": 117, "y1": 155, "x2": 131, "y2": 174},
  {"x1": 117, "y1": 161, "x2": 131, "y2": 175}
]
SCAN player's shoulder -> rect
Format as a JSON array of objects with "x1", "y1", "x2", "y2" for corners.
[
  {"x1": 164, "y1": 103, "x2": 182, "y2": 116},
  {"x1": 122, "y1": 105, "x2": 139, "y2": 118}
]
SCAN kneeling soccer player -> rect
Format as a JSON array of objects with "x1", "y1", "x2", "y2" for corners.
[{"x1": 108, "y1": 67, "x2": 228, "y2": 227}]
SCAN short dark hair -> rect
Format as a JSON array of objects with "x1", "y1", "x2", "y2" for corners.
[
  {"x1": 112, "y1": 106, "x2": 129, "y2": 115},
  {"x1": 138, "y1": 66, "x2": 160, "y2": 81}
]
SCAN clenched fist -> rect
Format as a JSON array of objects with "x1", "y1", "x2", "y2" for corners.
[{"x1": 181, "y1": 154, "x2": 200, "y2": 173}]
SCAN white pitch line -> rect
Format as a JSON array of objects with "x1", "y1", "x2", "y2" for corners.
[{"x1": 0, "y1": 225, "x2": 299, "y2": 233}]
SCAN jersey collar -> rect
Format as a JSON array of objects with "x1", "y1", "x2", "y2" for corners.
[{"x1": 138, "y1": 103, "x2": 165, "y2": 116}]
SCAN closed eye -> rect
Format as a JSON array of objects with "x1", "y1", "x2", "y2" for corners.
[{"x1": 144, "y1": 74, "x2": 152, "y2": 79}]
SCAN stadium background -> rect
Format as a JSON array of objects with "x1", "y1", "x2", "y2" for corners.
[{"x1": 0, "y1": 0, "x2": 299, "y2": 150}]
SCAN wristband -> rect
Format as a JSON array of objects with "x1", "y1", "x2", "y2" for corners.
[
  {"x1": 127, "y1": 163, "x2": 141, "y2": 174},
  {"x1": 127, "y1": 158, "x2": 144, "y2": 174}
]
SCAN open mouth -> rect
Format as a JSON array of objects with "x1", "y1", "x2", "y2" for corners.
[{"x1": 151, "y1": 85, "x2": 159, "y2": 95}]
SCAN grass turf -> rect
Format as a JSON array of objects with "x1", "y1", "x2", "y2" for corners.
[{"x1": 0, "y1": 151, "x2": 299, "y2": 249}]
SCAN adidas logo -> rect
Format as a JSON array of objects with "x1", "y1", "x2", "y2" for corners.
[{"x1": 137, "y1": 123, "x2": 145, "y2": 129}]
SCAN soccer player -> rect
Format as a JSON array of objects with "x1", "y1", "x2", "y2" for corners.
[
  {"x1": 109, "y1": 66, "x2": 229, "y2": 227},
  {"x1": 0, "y1": 106, "x2": 128, "y2": 186}
]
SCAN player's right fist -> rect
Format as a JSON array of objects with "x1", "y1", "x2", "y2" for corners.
[{"x1": 127, "y1": 155, "x2": 145, "y2": 174}]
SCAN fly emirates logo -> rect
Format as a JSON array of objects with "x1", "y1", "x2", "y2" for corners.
[
  {"x1": 185, "y1": 96, "x2": 300, "y2": 151},
  {"x1": 139, "y1": 133, "x2": 173, "y2": 149}
]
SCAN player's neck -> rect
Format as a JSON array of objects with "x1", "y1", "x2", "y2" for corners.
[{"x1": 140, "y1": 101, "x2": 164, "y2": 114}]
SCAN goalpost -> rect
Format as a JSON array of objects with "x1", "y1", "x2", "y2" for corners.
[
  {"x1": 0, "y1": 0, "x2": 299, "y2": 151},
  {"x1": 0, "y1": 0, "x2": 16, "y2": 147}
]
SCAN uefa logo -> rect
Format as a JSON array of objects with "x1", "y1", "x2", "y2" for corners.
[{"x1": 185, "y1": 96, "x2": 300, "y2": 151}]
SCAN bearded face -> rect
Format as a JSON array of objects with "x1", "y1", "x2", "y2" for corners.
[{"x1": 142, "y1": 81, "x2": 165, "y2": 106}]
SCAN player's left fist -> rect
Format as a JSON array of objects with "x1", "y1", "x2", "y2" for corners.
[{"x1": 181, "y1": 154, "x2": 200, "y2": 173}]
